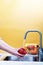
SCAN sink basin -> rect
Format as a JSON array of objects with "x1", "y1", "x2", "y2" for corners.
[{"x1": 0, "y1": 51, "x2": 39, "y2": 61}]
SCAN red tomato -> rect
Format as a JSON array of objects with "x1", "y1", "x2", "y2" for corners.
[
  {"x1": 18, "y1": 48, "x2": 27, "y2": 55},
  {"x1": 27, "y1": 45, "x2": 35, "y2": 50}
]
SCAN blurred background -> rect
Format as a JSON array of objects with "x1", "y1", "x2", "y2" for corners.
[{"x1": 0, "y1": 0, "x2": 43, "y2": 49}]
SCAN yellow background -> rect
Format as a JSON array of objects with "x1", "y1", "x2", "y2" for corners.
[{"x1": 0, "y1": 0, "x2": 43, "y2": 48}]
